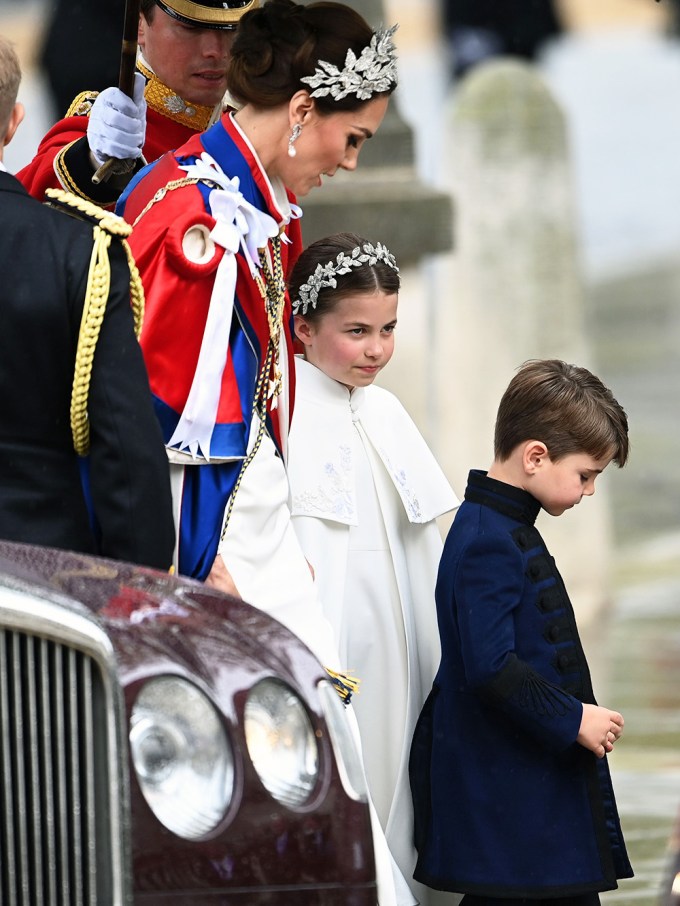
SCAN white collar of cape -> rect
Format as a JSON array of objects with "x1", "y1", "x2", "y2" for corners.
[{"x1": 288, "y1": 356, "x2": 459, "y2": 525}]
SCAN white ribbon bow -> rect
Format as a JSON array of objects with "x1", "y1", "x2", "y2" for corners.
[{"x1": 167, "y1": 153, "x2": 280, "y2": 460}]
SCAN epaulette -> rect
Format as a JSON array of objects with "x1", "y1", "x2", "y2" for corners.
[
  {"x1": 65, "y1": 90, "x2": 99, "y2": 118},
  {"x1": 45, "y1": 187, "x2": 132, "y2": 236},
  {"x1": 44, "y1": 189, "x2": 145, "y2": 456}
]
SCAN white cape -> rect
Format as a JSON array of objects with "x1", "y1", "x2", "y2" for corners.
[
  {"x1": 288, "y1": 358, "x2": 460, "y2": 901},
  {"x1": 196, "y1": 410, "x2": 415, "y2": 906}
]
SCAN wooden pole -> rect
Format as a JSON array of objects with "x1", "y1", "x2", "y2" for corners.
[{"x1": 92, "y1": 0, "x2": 142, "y2": 185}]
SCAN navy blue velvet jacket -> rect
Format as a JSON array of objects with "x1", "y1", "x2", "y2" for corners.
[{"x1": 410, "y1": 470, "x2": 633, "y2": 897}]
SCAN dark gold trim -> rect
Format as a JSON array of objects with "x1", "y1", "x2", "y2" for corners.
[
  {"x1": 160, "y1": 0, "x2": 258, "y2": 27},
  {"x1": 137, "y1": 59, "x2": 215, "y2": 131},
  {"x1": 65, "y1": 90, "x2": 98, "y2": 118},
  {"x1": 55, "y1": 142, "x2": 102, "y2": 205}
]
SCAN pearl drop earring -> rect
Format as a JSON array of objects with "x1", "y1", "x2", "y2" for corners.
[{"x1": 288, "y1": 123, "x2": 302, "y2": 157}]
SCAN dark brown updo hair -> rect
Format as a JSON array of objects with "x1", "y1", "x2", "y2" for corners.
[
  {"x1": 227, "y1": 0, "x2": 397, "y2": 112},
  {"x1": 289, "y1": 232, "x2": 401, "y2": 325}
]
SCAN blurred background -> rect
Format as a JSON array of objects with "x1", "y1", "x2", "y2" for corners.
[{"x1": 2, "y1": 0, "x2": 680, "y2": 902}]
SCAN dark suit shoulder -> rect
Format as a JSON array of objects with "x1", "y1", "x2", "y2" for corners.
[{"x1": 0, "y1": 175, "x2": 104, "y2": 290}]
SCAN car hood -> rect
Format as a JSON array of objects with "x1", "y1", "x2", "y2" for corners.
[{"x1": 0, "y1": 540, "x2": 325, "y2": 693}]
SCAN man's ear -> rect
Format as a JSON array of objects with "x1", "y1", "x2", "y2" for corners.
[
  {"x1": 294, "y1": 314, "x2": 314, "y2": 346},
  {"x1": 3, "y1": 102, "x2": 24, "y2": 148},
  {"x1": 138, "y1": 13, "x2": 147, "y2": 47},
  {"x1": 523, "y1": 440, "x2": 548, "y2": 474},
  {"x1": 288, "y1": 90, "x2": 315, "y2": 128}
]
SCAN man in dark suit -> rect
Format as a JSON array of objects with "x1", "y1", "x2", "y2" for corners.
[{"x1": 0, "y1": 35, "x2": 174, "y2": 570}]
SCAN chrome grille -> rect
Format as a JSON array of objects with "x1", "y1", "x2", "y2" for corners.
[{"x1": 0, "y1": 600, "x2": 125, "y2": 905}]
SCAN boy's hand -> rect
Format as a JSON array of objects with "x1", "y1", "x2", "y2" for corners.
[{"x1": 577, "y1": 704, "x2": 624, "y2": 758}]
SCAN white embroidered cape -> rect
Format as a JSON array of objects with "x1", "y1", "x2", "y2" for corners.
[
  {"x1": 288, "y1": 357, "x2": 458, "y2": 526},
  {"x1": 288, "y1": 357, "x2": 460, "y2": 905}
]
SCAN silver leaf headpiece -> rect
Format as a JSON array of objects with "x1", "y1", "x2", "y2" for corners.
[
  {"x1": 300, "y1": 24, "x2": 398, "y2": 102},
  {"x1": 292, "y1": 242, "x2": 399, "y2": 316}
]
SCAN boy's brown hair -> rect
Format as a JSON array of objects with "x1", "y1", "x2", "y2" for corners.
[
  {"x1": 494, "y1": 359, "x2": 629, "y2": 467},
  {"x1": 0, "y1": 36, "x2": 21, "y2": 136}
]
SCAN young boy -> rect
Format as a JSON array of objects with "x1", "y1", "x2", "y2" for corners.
[{"x1": 409, "y1": 359, "x2": 634, "y2": 906}]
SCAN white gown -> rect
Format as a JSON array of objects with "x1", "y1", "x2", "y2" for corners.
[
  {"x1": 288, "y1": 357, "x2": 460, "y2": 901},
  {"x1": 170, "y1": 413, "x2": 414, "y2": 905}
]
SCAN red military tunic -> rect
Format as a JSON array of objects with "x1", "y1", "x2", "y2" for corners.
[
  {"x1": 117, "y1": 112, "x2": 303, "y2": 580},
  {"x1": 17, "y1": 59, "x2": 216, "y2": 207}
]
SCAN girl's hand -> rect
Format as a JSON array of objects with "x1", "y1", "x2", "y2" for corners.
[
  {"x1": 205, "y1": 554, "x2": 241, "y2": 598},
  {"x1": 577, "y1": 704, "x2": 624, "y2": 758}
]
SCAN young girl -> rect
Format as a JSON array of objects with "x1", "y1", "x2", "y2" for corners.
[{"x1": 287, "y1": 232, "x2": 460, "y2": 901}]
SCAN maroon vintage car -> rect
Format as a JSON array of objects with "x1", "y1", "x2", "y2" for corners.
[{"x1": 0, "y1": 540, "x2": 377, "y2": 905}]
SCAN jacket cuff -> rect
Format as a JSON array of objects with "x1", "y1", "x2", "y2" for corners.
[
  {"x1": 55, "y1": 138, "x2": 143, "y2": 207},
  {"x1": 480, "y1": 653, "x2": 583, "y2": 751}
]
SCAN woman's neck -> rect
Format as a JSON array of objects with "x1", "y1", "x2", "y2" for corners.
[{"x1": 233, "y1": 105, "x2": 287, "y2": 175}]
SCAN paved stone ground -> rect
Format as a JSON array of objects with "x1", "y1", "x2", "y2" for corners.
[
  {"x1": 587, "y1": 268, "x2": 680, "y2": 905},
  {"x1": 589, "y1": 264, "x2": 680, "y2": 547}
]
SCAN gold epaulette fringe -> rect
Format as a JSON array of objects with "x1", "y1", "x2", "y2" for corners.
[
  {"x1": 45, "y1": 188, "x2": 145, "y2": 456},
  {"x1": 65, "y1": 90, "x2": 99, "y2": 118},
  {"x1": 325, "y1": 667, "x2": 361, "y2": 706}
]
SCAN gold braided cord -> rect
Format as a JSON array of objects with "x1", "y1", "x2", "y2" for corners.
[
  {"x1": 121, "y1": 240, "x2": 145, "y2": 339},
  {"x1": 71, "y1": 227, "x2": 112, "y2": 456},
  {"x1": 44, "y1": 189, "x2": 147, "y2": 451},
  {"x1": 220, "y1": 238, "x2": 285, "y2": 541},
  {"x1": 219, "y1": 344, "x2": 272, "y2": 541},
  {"x1": 45, "y1": 188, "x2": 134, "y2": 237},
  {"x1": 130, "y1": 177, "x2": 201, "y2": 229}
]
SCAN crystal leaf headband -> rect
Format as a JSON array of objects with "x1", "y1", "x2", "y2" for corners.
[
  {"x1": 300, "y1": 24, "x2": 398, "y2": 102},
  {"x1": 292, "y1": 243, "x2": 399, "y2": 316}
]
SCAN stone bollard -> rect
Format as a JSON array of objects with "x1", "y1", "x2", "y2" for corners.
[
  {"x1": 297, "y1": 0, "x2": 453, "y2": 265},
  {"x1": 434, "y1": 58, "x2": 615, "y2": 625}
]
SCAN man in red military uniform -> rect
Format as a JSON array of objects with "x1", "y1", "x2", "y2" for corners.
[{"x1": 18, "y1": 0, "x2": 258, "y2": 207}]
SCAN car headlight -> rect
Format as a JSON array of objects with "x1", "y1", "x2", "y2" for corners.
[
  {"x1": 130, "y1": 677, "x2": 234, "y2": 839},
  {"x1": 317, "y1": 679, "x2": 368, "y2": 802},
  {"x1": 244, "y1": 678, "x2": 319, "y2": 808}
]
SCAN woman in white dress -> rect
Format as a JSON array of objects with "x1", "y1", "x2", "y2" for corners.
[{"x1": 287, "y1": 233, "x2": 460, "y2": 903}]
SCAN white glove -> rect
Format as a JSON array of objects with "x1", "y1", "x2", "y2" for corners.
[{"x1": 87, "y1": 71, "x2": 147, "y2": 167}]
